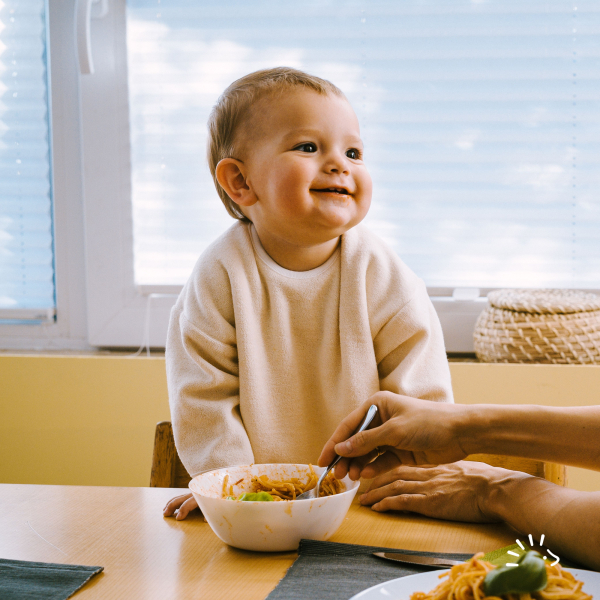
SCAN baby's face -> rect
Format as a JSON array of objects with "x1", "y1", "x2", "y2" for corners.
[{"x1": 241, "y1": 89, "x2": 372, "y2": 247}]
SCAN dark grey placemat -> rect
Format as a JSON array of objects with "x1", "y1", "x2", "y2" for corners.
[
  {"x1": 0, "y1": 558, "x2": 103, "y2": 600},
  {"x1": 265, "y1": 540, "x2": 472, "y2": 600}
]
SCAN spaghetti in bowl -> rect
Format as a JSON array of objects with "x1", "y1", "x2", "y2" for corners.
[{"x1": 189, "y1": 463, "x2": 360, "y2": 552}]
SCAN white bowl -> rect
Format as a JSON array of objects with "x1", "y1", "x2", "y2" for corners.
[{"x1": 189, "y1": 463, "x2": 360, "y2": 552}]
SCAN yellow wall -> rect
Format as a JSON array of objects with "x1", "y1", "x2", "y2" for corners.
[
  {"x1": 1, "y1": 355, "x2": 599, "y2": 491},
  {"x1": 1, "y1": 355, "x2": 170, "y2": 488},
  {"x1": 450, "y1": 363, "x2": 600, "y2": 492}
]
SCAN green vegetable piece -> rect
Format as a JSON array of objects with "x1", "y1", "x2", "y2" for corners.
[
  {"x1": 236, "y1": 492, "x2": 274, "y2": 502},
  {"x1": 483, "y1": 551, "x2": 548, "y2": 596}
]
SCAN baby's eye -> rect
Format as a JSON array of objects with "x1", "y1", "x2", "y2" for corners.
[
  {"x1": 346, "y1": 148, "x2": 361, "y2": 160},
  {"x1": 295, "y1": 143, "x2": 317, "y2": 153}
]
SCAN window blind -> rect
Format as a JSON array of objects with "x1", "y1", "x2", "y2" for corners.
[
  {"x1": 0, "y1": 0, "x2": 55, "y2": 321},
  {"x1": 126, "y1": 0, "x2": 600, "y2": 290}
]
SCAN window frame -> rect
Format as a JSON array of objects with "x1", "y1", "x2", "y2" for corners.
[
  {"x1": 0, "y1": 0, "x2": 90, "y2": 351},
  {"x1": 77, "y1": 0, "x2": 174, "y2": 348}
]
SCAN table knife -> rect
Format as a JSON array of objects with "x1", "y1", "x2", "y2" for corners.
[{"x1": 373, "y1": 552, "x2": 465, "y2": 569}]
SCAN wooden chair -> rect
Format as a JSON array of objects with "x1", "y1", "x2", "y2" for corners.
[
  {"x1": 466, "y1": 454, "x2": 567, "y2": 486},
  {"x1": 150, "y1": 421, "x2": 192, "y2": 488},
  {"x1": 149, "y1": 421, "x2": 567, "y2": 488}
]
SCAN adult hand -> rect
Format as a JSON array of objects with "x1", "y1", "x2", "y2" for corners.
[
  {"x1": 359, "y1": 461, "x2": 519, "y2": 523},
  {"x1": 318, "y1": 391, "x2": 471, "y2": 481},
  {"x1": 163, "y1": 492, "x2": 200, "y2": 520}
]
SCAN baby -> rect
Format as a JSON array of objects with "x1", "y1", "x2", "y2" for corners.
[{"x1": 164, "y1": 67, "x2": 453, "y2": 519}]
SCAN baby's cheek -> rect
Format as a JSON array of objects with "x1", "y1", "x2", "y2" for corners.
[
  {"x1": 273, "y1": 167, "x2": 304, "y2": 195},
  {"x1": 358, "y1": 170, "x2": 373, "y2": 201}
]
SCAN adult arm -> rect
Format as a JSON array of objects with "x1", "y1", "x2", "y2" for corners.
[
  {"x1": 358, "y1": 461, "x2": 600, "y2": 572},
  {"x1": 319, "y1": 392, "x2": 600, "y2": 480}
]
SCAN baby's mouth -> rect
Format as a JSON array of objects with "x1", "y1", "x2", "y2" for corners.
[{"x1": 311, "y1": 187, "x2": 351, "y2": 196}]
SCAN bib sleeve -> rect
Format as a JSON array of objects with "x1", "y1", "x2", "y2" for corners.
[
  {"x1": 166, "y1": 259, "x2": 254, "y2": 478},
  {"x1": 373, "y1": 279, "x2": 453, "y2": 402}
]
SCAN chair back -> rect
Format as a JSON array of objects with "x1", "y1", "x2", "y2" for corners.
[
  {"x1": 466, "y1": 454, "x2": 567, "y2": 486},
  {"x1": 149, "y1": 421, "x2": 567, "y2": 488},
  {"x1": 150, "y1": 421, "x2": 192, "y2": 488}
]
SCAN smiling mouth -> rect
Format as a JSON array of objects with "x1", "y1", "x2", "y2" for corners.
[{"x1": 311, "y1": 187, "x2": 351, "y2": 195}]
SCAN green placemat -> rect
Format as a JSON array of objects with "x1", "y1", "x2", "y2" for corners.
[
  {"x1": 0, "y1": 558, "x2": 103, "y2": 600},
  {"x1": 265, "y1": 540, "x2": 471, "y2": 600},
  {"x1": 266, "y1": 540, "x2": 586, "y2": 600}
]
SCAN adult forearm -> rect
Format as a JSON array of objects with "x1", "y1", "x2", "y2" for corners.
[
  {"x1": 484, "y1": 472, "x2": 600, "y2": 571},
  {"x1": 458, "y1": 404, "x2": 600, "y2": 471}
]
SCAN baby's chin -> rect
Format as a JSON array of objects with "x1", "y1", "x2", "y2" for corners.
[
  {"x1": 311, "y1": 209, "x2": 366, "y2": 236},
  {"x1": 315, "y1": 199, "x2": 368, "y2": 225}
]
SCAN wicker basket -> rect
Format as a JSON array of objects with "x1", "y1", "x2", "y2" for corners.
[{"x1": 474, "y1": 289, "x2": 600, "y2": 364}]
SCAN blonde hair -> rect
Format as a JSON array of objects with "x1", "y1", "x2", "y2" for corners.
[{"x1": 207, "y1": 67, "x2": 345, "y2": 221}]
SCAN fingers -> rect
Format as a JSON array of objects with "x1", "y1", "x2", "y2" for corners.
[
  {"x1": 163, "y1": 493, "x2": 199, "y2": 520},
  {"x1": 317, "y1": 438, "x2": 340, "y2": 469},
  {"x1": 163, "y1": 493, "x2": 193, "y2": 517},
  {"x1": 360, "y1": 474, "x2": 429, "y2": 507},
  {"x1": 365, "y1": 464, "x2": 437, "y2": 494},
  {"x1": 347, "y1": 450, "x2": 380, "y2": 481},
  {"x1": 334, "y1": 423, "x2": 393, "y2": 459},
  {"x1": 371, "y1": 494, "x2": 427, "y2": 513},
  {"x1": 359, "y1": 462, "x2": 500, "y2": 523},
  {"x1": 360, "y1": 468, "x2": 431, "y2": 506},
  {"x1": 332, "y1": 456, "x2": 352, "y2": 480},
  {"x1": 333, "y1": 451, "x2": 378, "y2": 481},
  {"x1": 358, "y1": 451, "x2": 402, "y2": 480},
  {"x1": 360, "y1": 448, "x2": 421, "y2": 479},
  {"x1": 335, "y1": 446, "x2": 398, "y2": 482},
  {"x1": 318, "y1": 400, "x2": 382, "y2": 467},
  {"x1": 174, "y1": 496, "x2": 199, "y2": 520}
]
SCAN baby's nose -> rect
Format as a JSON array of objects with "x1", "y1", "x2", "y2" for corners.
[{"x1": 325, "y1": 154, "x2": 349, "y2": 173}]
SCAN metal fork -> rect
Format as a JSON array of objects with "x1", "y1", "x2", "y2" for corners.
[{"x1": 296, "y1": 404, "x2": 378, "y2": 500}]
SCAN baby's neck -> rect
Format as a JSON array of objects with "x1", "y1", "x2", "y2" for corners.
[{"x1": 254, "y1": 227, "x2": 340, "y2": 272}]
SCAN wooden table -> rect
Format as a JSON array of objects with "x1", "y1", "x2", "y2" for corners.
[{"x1": 0, "y1": 484, "x2": 517, "y2": 599}]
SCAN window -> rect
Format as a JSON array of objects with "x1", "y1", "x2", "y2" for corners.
[
  {"x1": 0, "y1": 0, "x2": 55, "y2": 322},
  {"x1": 18, "y1": 0, "x2": 600, "y2": 351},
  {"x1": 125, "y1": 1, "x2": 600, "y2": 296}
]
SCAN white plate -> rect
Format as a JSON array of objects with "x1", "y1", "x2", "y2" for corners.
[{"x1": 349, "y1": 567, "x2": 600, "y2": 600}]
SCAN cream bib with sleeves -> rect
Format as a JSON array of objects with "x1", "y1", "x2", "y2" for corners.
[{"x1": 166, "y1": 221, "x2": 453, "y2": 477}]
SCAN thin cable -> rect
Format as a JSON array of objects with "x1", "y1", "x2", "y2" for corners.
[{"x1": 127, "y1": 293, "x2": 178, "y2": 357}]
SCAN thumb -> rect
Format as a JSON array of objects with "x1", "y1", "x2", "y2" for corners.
[{"x1": 334, "y1": 427, "x2": 381, "y2": 457}]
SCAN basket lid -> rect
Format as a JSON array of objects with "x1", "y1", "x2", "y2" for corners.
[{"x1": 488, "y1": 289, "x2": 600, "y2": 314}]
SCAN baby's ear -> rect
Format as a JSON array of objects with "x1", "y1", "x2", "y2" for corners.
[{"x1": 216, "y1": 158, "x2": 256, "y2": 207}]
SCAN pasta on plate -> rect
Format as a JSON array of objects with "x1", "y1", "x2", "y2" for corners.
[
  {"x1": 410, "y1": 553, "x2": 592, "y2": 600},
  {"x1": 222, "y1": 464, "x2": 345, "y2": 501}
]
